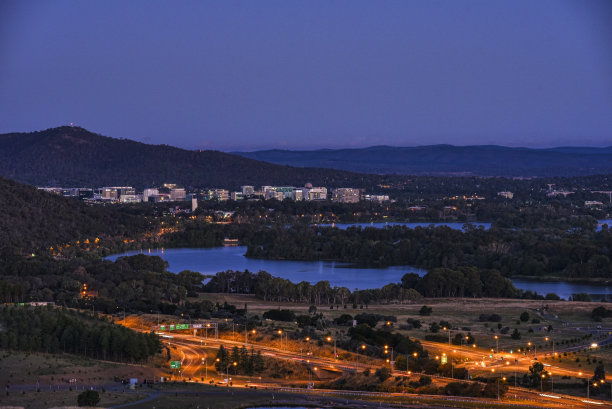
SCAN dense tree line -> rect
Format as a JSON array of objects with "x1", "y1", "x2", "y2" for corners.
[
  {"x1": 0, "y1": 253, "x2": 203, "y2": 316},
  {"x1": 215, "y1": 345, "x2": 264, "y2": 376},
  {"x1": 203, "y1": 268, "x2": 522, "y2": 303},
  {"x1": 241, "y1": 224, "x2": 612, "y2": 280},
  {"x1": 0, "y1": 306, "x2": 160, "y2": 362}
]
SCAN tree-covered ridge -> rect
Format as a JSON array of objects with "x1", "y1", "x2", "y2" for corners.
[
  {"x1": 0, "y1": 126, "x2": 388, "y2": 189},
  {"x1": 0, "y1": 306, "x2": 161, "y2": 362},
  {"x1": 0, "y1": 253, "x2": 205, "y2": 316},
  {"x1": 0, "y1": 176, "x2": 148, "y2": 253}
]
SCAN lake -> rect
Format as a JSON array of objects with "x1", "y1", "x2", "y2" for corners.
[
  {"x1": 316, "y1": 221, "x2": 491, "y2": 230},
  {"x1": 106, "y1": 246, "x2": 426, "y2": 290},
  {"x1": 107, "y1": 247, "x2": 611, "y2": 300}
]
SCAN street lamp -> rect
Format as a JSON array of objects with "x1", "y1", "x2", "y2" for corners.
[
  {"x1": 277, "y1": 330, "x2": 284, "y2": 350},
  {"x1": 357, "y1": 344, "x2": 366, "y2": 365},
  {"x1": 116, "y1": 306, "x2": 126, "y2": 321},
  {"x1": 545, "y1": 336, "x2": 555, "y2": 356},
  {"x1": 226, "y1": 361, "x2": 237, "y2": 387},
  {"x1": 496, "y1": 376, "x2": 506, "y2": 401},
  {"x1": 238, "y1": 324, "x2": 255, "y2": 347},
  {"x1": 494, "y1": 335, "x2": 499, "y2": 354},
  {"x1": 527, "y1": 341, "x2": 537, "y2": 359},
  {"x1": 180, "y1": 313, "x2": 191, "y2": 327},
  {"x1": 443, "y1": 326, "x2": 451, "y2": 346},
  {"x1": 326, "y1": 336, "x2": 337, "y2": 359},
  {"x1": 201, "y1": 356, "x2": 208, "y2": 381},
  {"x1": 302, "y1": 336, "x2": 311, "y2": 358},
  {"x1": 308, "y1": 366, "x2": 318, "y2": 388},
  {"x1": 384, "y1": 345, "x2": 394, "y2": 371}
]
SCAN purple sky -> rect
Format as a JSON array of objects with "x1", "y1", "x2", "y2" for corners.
[{"x1": 1, "y1": 1, "x2": 611, "y2": 150}]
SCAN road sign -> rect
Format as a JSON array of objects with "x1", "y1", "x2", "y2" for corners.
[
  {"x1": 170, "y1": 361, "x2": 181, "y2": 369},
  {"x1": 441, "y1": 356, "x2": 447, "y2": 364},
  {"x1": 192, "y1": 323, "x2": 202, "y2": 329}
]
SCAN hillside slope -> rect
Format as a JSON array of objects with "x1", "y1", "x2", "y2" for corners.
[
  {"x1": 0, "y1": 127, "x2": 377, "y2": 188},
  {"x1": 0, "y1": 176, "x2": 144, "y2": 252},
  {"x1": 235, "y1": 145, "x2": 612, "y2": 177}
]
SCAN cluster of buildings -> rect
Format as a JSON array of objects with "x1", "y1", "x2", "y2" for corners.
[{"x1": 39, "y1": 183, "x2": 390, "y2": 205}]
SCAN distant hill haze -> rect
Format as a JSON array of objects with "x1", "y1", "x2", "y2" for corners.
[
  {"x1": 0, "y1": 127, "x2": 376, "y2": 189},
  {"x1": 235, "y1": 145, "x2": 612, "y2": 177}
]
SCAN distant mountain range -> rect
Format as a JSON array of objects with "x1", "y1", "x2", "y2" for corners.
[
  {"x1": 234, "y1": 145, "x2": 612, "y2": 177},
  {"x1": 0, "y1": 127, "x2": 379, "y2": 189}
]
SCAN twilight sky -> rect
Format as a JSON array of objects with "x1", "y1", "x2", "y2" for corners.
[{"x1": 1, "y1": 1, "x2": 611, "y2": 150}]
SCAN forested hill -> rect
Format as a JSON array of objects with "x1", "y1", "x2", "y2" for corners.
[
  {"x1": 0, "y1": 127, "x2": 381, "y2": 189},
  {"x1": 0, "y1": 176, "x2": 145, "y2": 253},
  {"x1": 235, "y1": 145, "x2": 612, "y2": 177}
]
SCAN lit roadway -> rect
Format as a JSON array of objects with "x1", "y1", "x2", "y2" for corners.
[{"x1": 154, "y1": 331, "x2": 612, "y2": 409}]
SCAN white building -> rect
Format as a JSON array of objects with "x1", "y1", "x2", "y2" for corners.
[
  {"x1": 497, "y1": 191, "x2": 514, "y2": 199},
  {"x1": 213, "y1": 189, "x2": 229, "y2": 201},
  {"x1": 120, "y1": 194, "x2": 142, "y2": 203},
  {"x1": 170, "y1": 188, "x2": 186, "y2": 201},
  {"x1": 241, "y1": 185, "x2": 255, "y2": 196},
  {"x1": 365, "y1": 194, "x2": 390, "y2": 203},
  {"x1": 305, "y1": 187, "x2": 328, "y2": 200},
  {"x1": 143, "y1": 188, "x2": 159, "y2": 202}
]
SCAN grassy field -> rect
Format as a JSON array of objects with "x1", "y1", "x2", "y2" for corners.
[
  {"x1": 0, "y1": 350, "x2": 160, "y2": 386},
  {"x1": 0, "y1": 350, "x2": 158, "y2": 409},
  {"x1": 0, "y1": 386, "x2": 146, "y2": 409},
  {"x1": 196, "y1": 293, "x2": 605, "y2": 349}
]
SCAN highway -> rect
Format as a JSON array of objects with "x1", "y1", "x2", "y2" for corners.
[{"x1": 155, "y1": 330, "x2": 612, "y2": 409}]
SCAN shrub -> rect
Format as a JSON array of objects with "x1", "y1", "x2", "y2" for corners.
[
  {"x1": 418, "y1": 375, "x2": 432, "y2": 386},
  {"x1": 262, "y1": 309, "x2": 295, "y2": 321},
  {"x1": 334, "y1": 314, "x2": 353, "y2": 326},
  {"x1": 77, "y1": 390, "x2": 100, "y2": 406},
  {"x1": 479, "y1": 313, "x2": 502, "y2": 322},
  {"x1": 406, "y1": 318, "x2": 422, "y2": 329},
  {"x1": 419, "y1": 306, "x2": 432, "y2": 316},
  {"x1": 375, "y1": 367, "x2": 391, "y2": 382}
]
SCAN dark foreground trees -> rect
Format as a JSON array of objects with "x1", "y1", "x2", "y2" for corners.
[{"x1": 0, "y1": 306, "x2": 161, "y2": 362}]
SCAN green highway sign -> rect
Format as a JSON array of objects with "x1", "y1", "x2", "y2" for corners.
[
  {"x1": 156, "y1": 323, "x2": 191, "y2": 331},
  {"x1": 170, "y1": 361, "x2": 181, "y2": 369}
]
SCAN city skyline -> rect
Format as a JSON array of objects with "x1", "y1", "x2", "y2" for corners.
[{"x1": 1, "y1": 1, "x2": 611, "y2": 150}]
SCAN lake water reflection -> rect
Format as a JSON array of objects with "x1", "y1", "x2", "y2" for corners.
[
  {"x1": 107, "y1": 246, "x2": 426, "y2": 290},
  {"x1": 107, "y1": 246, "x2": 611, "y2": 300}
]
